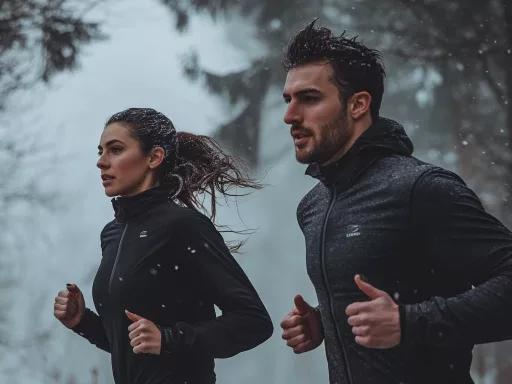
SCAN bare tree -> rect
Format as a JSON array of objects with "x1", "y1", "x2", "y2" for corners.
[{"x1": 0, "y1": 0, "x2": 107, "y2": 108}]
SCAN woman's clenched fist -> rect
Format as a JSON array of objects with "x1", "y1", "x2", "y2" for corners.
[{"x1": 54, "y1": 283, "x2": 86, "y2": 329}]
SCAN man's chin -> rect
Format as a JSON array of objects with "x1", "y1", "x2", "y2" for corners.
[
  {"x1": 296, "y1": 145, "x2": 339, "y2": 165},
  {"x1": 295, "y1": 156, "x2": 313, "y2": 164},
  {"x1": 295, "y1": 148, "x2": 316, "y2": 164}
]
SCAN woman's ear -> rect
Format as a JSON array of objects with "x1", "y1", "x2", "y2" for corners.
[{"x1": 148, "y1": 147, "x2": 165, "y2": 169}]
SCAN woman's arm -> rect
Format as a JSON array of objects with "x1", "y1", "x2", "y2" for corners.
[
  {"x1": 71, "y1": 308, "x2": 111, "y2": 353},
  {"x1": 159, "y1": 210, "x2": 273, "y2": 359}
]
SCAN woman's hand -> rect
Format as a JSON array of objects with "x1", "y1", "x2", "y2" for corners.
[
  {"x1": 54, "y1": 284, "x2": 86, "y2": 329},
  {"x1": 126, "y1": 310, "x2": 162, "y2": 355}
]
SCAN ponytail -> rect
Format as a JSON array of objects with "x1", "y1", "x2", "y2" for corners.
[{"x1": 162, "y1": 132, "x2": 263, "y2": 252}]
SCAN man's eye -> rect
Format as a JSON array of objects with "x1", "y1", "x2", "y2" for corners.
[{"x1": 111, "y1": 147, "x2": 122, "y2": 153}]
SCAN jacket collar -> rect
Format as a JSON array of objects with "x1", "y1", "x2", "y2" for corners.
[
  {"x1": 305, "y1": 117, "x2": 413, "y2": 185},
  {"x1": 112, "y1": 186, "x2": 171, "y2": 222}
]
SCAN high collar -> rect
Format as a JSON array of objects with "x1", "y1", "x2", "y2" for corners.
[
  {"x1": 112, "y1": 186, "x2": 171, "y2": 222},
  {"x1": 305, "y1": 117, "x2": 413, "y2": 185}
]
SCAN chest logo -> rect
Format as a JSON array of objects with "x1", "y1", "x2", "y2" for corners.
[
  {"x1": 346, "y1": 225, "x2": 361, "y2": 237},
  {"x1": 139, "y1": 231, "x2": 147, "y2": 238}
]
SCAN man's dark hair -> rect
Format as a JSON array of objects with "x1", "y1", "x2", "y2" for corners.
[{"x1": 282, "y1": 19, "x2": 386, "y2": 120}]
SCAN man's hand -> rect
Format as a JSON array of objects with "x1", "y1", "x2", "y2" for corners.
[
  {"x1": 280, "y1": 295, "x2": 324, "y2": 354},
  {"x1": 345, "y1": 275, "x2": 401, "y2": 349},
  {"x1": 126, "y1": 310, "x2": 161, "y2": 355}
]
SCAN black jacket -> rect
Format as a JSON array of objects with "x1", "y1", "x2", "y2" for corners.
[
  {"x1": 72, "y1": 187, "x2": 273, "y2": 384},
  {"x1": 298, "y1": 118, "x2": 512, "y2": 384}
]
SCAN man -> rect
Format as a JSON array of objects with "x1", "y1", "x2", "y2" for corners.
[{"x1": 279, "y1": 19, "x2": 512, "y2": 384}]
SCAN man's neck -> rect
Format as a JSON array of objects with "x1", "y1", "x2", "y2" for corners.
[{"x1": 322, "y1": 117, "x2": 373, "y2": 167}]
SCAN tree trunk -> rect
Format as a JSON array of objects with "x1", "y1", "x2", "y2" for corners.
[{"x1": 214, "y1": 68, "x2": 272, "y2": 169}]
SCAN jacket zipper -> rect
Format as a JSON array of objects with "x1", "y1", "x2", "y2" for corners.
[
  {"x1": 321, "y1": 186, "x2": 354, "y2": 384},
  {"x1": 108, "y1": 223, "x2": 128, "y2": 299}
]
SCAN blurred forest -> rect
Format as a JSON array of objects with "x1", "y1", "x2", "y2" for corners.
[{"x1": 2, "y1": 0, "x2": 512, "y2": 382}]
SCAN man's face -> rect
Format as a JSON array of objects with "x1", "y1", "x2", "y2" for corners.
[{"x1": 283, "y1": 62, "x2": 352, "y2": 165}]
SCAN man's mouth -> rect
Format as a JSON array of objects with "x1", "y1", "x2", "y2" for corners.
[
  {"x1": 292, "y1": 132, "x2": 311, "y2": 147},
  {"x1": 101, "y1": 174, "x2": 115, "y2": 181}
]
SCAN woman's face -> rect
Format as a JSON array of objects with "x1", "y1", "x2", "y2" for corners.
[{"x1": 97, "y1": 123, "x2": 162, "y2": 197}]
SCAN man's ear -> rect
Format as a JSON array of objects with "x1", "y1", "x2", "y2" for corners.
[{"x1": 349, "y1": 91, "x2": 372, "y2": 120}]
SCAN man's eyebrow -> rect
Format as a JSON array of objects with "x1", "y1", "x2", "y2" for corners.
[{"x1": 283, "y1": 88, "x2": 322, "y2": 98}]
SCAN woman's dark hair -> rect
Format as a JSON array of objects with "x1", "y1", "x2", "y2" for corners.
[
  {"x1": 282, "y1": 18, "x2": 386, "y2": 120},
  {"x1": 106, "y1": 107, "x2": 263, "y2": 252}
]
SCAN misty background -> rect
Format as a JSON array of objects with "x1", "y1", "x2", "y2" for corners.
[{"x1": 2, "y1": 0, "x2": 512, "y2": 383}]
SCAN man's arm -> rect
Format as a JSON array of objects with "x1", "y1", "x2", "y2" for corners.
[
  {"x1": 314, "y1": 305, "x2": 325, "y2": 337},
  {"x1": 401, "y1": 168, "x2": 512, "y2": 348}
]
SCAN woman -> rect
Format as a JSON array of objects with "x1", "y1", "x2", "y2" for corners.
[{"x1": 53, "y1": 108, "x2": 273, "y2": 384}]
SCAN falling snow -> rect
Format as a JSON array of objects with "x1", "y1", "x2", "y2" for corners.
[
  {"x1": 269, "y1": 18, "x2": 281, "y2": 30},
  {"x1": 7, "y1": 2, "x2": 512, "y2": 383}
]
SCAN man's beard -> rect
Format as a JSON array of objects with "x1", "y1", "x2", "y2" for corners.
[{"x1": 295, "y1": 108, "x2": 350, "y2": 165}]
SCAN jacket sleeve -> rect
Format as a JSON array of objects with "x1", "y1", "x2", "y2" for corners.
[
  {"x1": 159, "y1": 211, "x2": 273, "y2": 359},
  {"x1": 71, "y1": 308, "x2": 111, "y2": 353},
  {"x1": 401, "y1": 168, "x2": 512, "y2": 348},
  {"x1": 314, "y1": 305, "x2": 325, "y2": 337}
]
